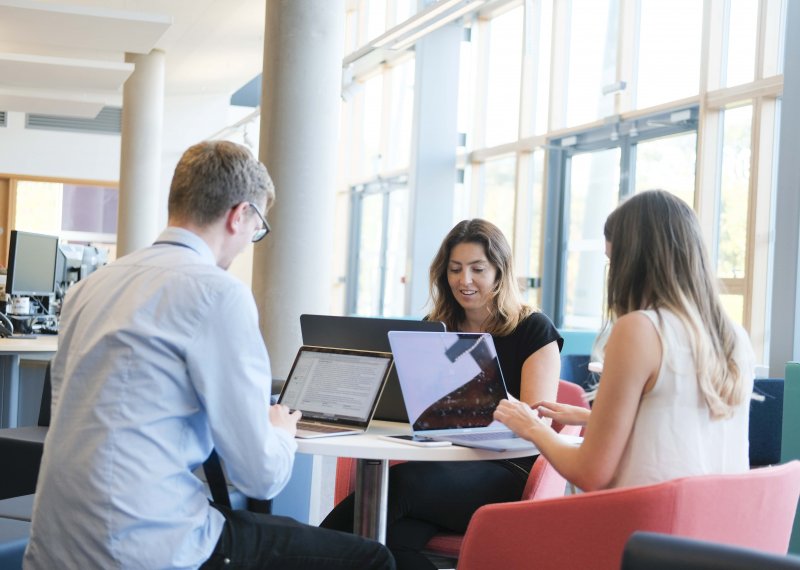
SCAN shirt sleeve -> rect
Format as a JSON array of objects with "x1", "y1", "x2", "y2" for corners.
[
  {"x1": 520, "y1": 311, "x2": 564, "y2": 358},
  {"x1": 185, "y1": 280, "x2": 297, "y2": 500}
]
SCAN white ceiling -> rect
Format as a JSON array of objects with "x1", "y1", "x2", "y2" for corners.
[{"x1": 0, "y1": 0, "x2": 267, "y2": 117}]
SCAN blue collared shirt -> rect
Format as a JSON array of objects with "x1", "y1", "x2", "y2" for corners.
[{"x1": 25, "y1": 227, "x2": 297, "y2": 570}]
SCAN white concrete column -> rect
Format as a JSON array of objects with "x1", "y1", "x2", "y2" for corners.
[
  {"x1": 117, "y1": 49, "x2": 165, "y2": 256},
  {"x1": 254, "y1": 1, "x2": 345, "y2": 380}
]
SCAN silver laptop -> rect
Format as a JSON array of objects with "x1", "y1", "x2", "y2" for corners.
[
  {"x1": 277, "y1": 345, "x2": 393, "y2": 439},
  {"x1": 388, "y1": 330, "x2": 536, "y2": 451}
]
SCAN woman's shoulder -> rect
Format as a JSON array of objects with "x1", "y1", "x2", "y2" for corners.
[
  {"x1": 503, "y1": 309, "x2": 563, "y2": 349},
  {"x1": 608, "y1": 311, "x2": 662, "y2": 351}
]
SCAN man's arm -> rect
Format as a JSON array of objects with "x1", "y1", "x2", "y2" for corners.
[{"x1": 187, "y1": 282, "x2": 298, "y2": 500}]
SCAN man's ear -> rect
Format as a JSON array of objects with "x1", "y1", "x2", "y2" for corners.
[{"x1": 226, "y1": 202, "x2": 248, "y2": 236}]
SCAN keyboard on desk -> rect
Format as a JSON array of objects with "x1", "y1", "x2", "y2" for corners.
[
  {"x1": 444, "y1": 431, "x2": 522, "y2": 441},
  {"x1": 295, "y1": 422, "x2": 361, "y2": 438}
]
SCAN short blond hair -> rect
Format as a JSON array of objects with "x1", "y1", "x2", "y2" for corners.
[{"x1": 168, "y1": 141, "x2": 274, "y2": 226}]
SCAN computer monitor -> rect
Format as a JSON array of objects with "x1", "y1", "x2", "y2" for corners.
[{"x1": 6, "y1": 230, "x2": 60, "y2": 298}]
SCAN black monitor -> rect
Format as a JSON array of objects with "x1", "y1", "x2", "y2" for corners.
[{"x1": 6, "y1": 230, "x2": 60, "y2": 297}]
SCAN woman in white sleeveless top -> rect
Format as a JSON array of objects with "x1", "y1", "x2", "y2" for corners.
[{"x1": 495, "y1": 189, "x2": 755, "y2": 491}]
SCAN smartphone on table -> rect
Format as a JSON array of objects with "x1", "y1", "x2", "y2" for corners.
[{"x1": 378, "y1": 434, "x2": 452, "y2": 447}]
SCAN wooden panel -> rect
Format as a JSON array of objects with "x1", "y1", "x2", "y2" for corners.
[{"x1": 0, "y1": 177, "x2": 10, "y2": 268}]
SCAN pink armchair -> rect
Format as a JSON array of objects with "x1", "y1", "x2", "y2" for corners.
[{"x1": 457, "y1": 461, "x2": 800, "y2": 570}]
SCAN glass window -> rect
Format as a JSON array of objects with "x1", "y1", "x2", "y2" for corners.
[
  {"x1": 724, "y1": 0, "x2": 758, "y2": 87},
  {"x1": 525, "y1": 150, "x2": 546, "y2": 306},
  {"x1": 564, "y1": 148, "x2": 620, "y2": 329},
  {"x1": 484, "y1": 6, "x2": 524, "y2": 146},
  {"x1": 14, "y1": 181, "x2": 62, "y2": 234},
  {"x1": 62, "y1": 185, "x2": 118, "y2": 234},
  {"x1": 366, "y1": 0, "x2": 387, "y2": 44},
  {"x1": 717, "y1": 104, "x2": 752, "y2": 324},
  {"x1": 386, "y1": 59, "x2": 415, "y2": 171},
  {"x1": 636, "y1": 0, "x2": 702, "y2": 109},
  {"x1": 344, "y1": 7, "x2": 360, "y2": 54},
  {"x1": 533, "y1": 0, "x2": 553, "y2": 135},
  {"x1": 393, "y1": 0, "x2": 417, "y2": 25},
  {"x1": 634, "y1": 132, "x2": 697, "y2": 207},
  {"x1": 359, "y1": 75, "x2": 384, "y2": 179},
  {"x1": 566, "y1": 0, "x2": 615, "y2": 127},
  {"x1": 382, "y1": 188, "x2": 409, "y2": 316},
  {"x1": 481, "y1": 155, "x2": 517, "y2": 242},
  {"x1": 14, "y1": 180, "x2": 118, "y2": 264},
  {"x1": 355, "y1": 192, "x2": 383, "y2": 315}
]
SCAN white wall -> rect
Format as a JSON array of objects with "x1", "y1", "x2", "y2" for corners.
[
  {"x1": 0, "y1": 97, "x2": 257, "y2": 286},
  {"x1": 0, "y1": 111, "x2": 120, "y2": 181}
]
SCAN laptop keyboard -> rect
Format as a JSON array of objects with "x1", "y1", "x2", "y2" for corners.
[
  {"x1": 297, "y1": 423, "x2": 355, "y2": 434},
  {"x1": 447, "y1": 431, "x2": 520, "y2": 441}
]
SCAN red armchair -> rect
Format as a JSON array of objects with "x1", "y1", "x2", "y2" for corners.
[{"x1": 457, "y1": 461, "x2": 800, "y2": 570}]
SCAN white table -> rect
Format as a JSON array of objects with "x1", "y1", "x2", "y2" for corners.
[
  {"x1": 295, "y1": 420, "x2": 539, "y2": 543},
  {"x1": 0, "y1": 336, "x2": 58, "y2": 428}
]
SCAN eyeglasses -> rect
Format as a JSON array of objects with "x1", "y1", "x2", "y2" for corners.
[{"x1": 248, "y1": 202, "x2": 270, "y2": 242}]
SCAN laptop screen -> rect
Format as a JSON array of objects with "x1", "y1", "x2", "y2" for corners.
[
  {"x1": 388, "y1": 331, "x2": 509, "y2": 431},
  {"x1": 299, "y1": 314, "x2": 446, "y2": 422},
  {"x1": 279, "y1": 346, "x2": 393, "y2": 424}
]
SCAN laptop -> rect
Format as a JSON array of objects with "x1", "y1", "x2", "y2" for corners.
[
  {"x1": 277, "y1": 345, "x2": 394, "y2": 438},
  {"x1": 387, "y1": 330, "x2": 537, "y2": 451},
  {"x1": 299, "y1": 314, "x2": 446, "y2": 423}
]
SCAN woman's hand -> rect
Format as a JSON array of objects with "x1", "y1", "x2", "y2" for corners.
[
  {"x1": 494, "y1": 398, "x2": 549, "y2": 442},
  {"x1": 533, "y1": 401, "x2": 591, "y2": 426}
]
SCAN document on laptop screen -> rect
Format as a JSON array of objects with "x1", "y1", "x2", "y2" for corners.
[{"x1": 280, "y1": 350, "x2": 390, "y2": 420}]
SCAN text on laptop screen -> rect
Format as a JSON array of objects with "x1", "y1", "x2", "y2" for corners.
[
  {"x1": 389, "y1": 332, "x2": 509, "y2": 430},
  {"x1": 281, "y1": 349, "x2": 392, "y2": 421}
]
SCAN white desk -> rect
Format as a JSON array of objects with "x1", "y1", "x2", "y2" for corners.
[
  {"x1": 0, "y1": 336, "x2": 58, "y2": 428},
  {"x1": 295, "y1": 420, "x2": 538, "y2": 543}
]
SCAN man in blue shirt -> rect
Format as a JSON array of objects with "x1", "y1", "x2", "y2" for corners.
[{"x1": 24, "y1": 141, "x2": 394, "y2": 569}]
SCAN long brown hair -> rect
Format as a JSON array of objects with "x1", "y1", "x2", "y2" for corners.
[
  {"x1": 603, "y1": 190, "x2": 745, "y2": 419},
  {"x1": 428, "y1": 219, "x2": 531, "y2": 336}
]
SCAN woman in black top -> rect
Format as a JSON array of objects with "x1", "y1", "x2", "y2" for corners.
[{"x1": 321, "y1": 219, "x2": 562, "y2": 570}]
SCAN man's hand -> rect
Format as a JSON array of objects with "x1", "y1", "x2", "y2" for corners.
[{"x1": 269, "y1": 404, "x2": 301, "y2": 437}]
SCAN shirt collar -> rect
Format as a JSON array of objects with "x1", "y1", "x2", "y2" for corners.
[{"x1": 155, "y1": 227, "x2": 217, "y2": 266}]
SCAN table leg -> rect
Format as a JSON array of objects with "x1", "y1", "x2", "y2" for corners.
[
  {"x1": 0, "y1": 354, "x2": 21, "y2": 428},
  {"x1": 353, "y1": 458, "x2": 389, "y2": 543}
]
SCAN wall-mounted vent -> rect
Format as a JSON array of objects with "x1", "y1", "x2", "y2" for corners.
[
  {"x1": 26, "y1": 106, "x2": 121, "y2": 135},
  {"x1": 0, "y1": 111, "x2": 6, "y2": 127}
]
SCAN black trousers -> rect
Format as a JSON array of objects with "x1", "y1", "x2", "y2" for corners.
[
  {"x1": 201, "y1": 503, "x2": 395, "y2": 570},
  {"x1": 320, "y1": 460, "x2": 529, "y2": 570}
]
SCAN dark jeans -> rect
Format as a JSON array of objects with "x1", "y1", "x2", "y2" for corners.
[
  {"x1": 201, "y1": 504, "x2": 395, "y2": 570},
  {"x1": 320, "y1": 460, "x2": 529, "y2": 570}
]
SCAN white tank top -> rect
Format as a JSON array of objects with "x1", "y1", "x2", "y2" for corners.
[{"x1": 610, "y1": 309, "x2": 755, "y2": 489}]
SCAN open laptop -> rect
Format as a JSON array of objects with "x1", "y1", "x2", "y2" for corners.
[
  {"x1": 300, "y1": 314, "x2": 445, "y2": 423},
  {"x1": 388, "y1": 330, "x2": 537, "y2": 451},
  {"x1": 277, "y1": 345, "x2": 393, "y2": 438}
]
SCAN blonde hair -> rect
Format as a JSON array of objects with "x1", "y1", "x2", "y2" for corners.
[
  {"x1": 169, "y1": 140, "x2": 274, "y2": 225},
  {"x1": 428, "y1": 219, "x2": 531, "y2": 336},
  {"x1": 603, "y1": 190, "x2": 745, "y2": 419}
]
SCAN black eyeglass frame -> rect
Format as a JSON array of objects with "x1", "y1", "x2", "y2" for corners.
[{"x1": 248, "y1": 202, "x2": 270, "y2": 242}]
